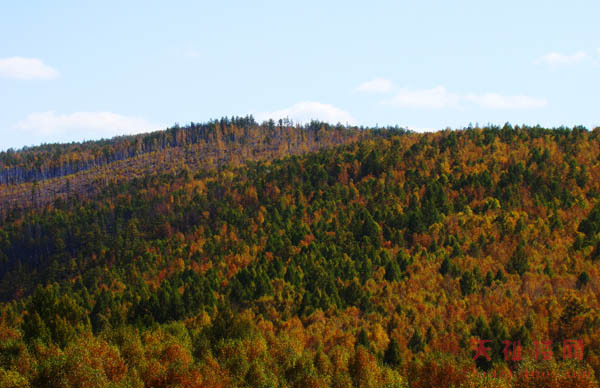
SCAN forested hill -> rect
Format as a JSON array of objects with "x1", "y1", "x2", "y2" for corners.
[
  {"x1": 1, "y1": 124, "x2": 600, "y2": 387},
  {"x1": 0, "y1": 117, "x2": 384, "y2": 217},
  {"x1": 0, "y1": 117, "x2": 363, "y2": 185}
]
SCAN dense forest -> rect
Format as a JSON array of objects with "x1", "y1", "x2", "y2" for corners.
[{"x1": 1, "y1": 121, "x2": 600, "y2": 387}]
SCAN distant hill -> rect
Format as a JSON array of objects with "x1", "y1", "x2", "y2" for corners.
[{"x1": 0, "y1": 117, "x2": 385, "y2": 216}]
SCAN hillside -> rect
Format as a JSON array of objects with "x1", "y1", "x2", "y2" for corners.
[
  {"x1": 0, "y1": 117, "x2": 371, "y2": 217},
  {"x1": 1, "y1": 123, "x2": 600, "y2": 387}
]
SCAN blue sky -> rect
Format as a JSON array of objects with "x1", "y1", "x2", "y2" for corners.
[{"x1": 1, "y1": 0, "x2": 599, "y2": 150}]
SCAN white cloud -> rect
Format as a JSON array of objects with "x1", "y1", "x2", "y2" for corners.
[
  {"x1": 407, "y1": 126, "x2": 438, "y2": 133},
  {"x1": 356, "y1": 77, "x2": 393, "y2": 93},
  {"x1": 0, "y1": 57, "x2": 59, "y2": 80},
  {"x1": 183, "y1": 48, "x2": 201, "y2": 59},
  {"x1": 385, "y1": 86, "x2": 546, "y2": 110},
  {"x1": 17, "y1": 111, "x2": 161, "y2": 140},
  {"x1": 256, "y1": 102, "x2": 355, "y2": 124},
  {"x1": 536, "y1": 51, "x2": 588, "y2": 66},
  {"x1": 387, "y1": 86, "x2": 460, "y2": 109},
  {"x1": 465, "y1": 93, "x2": 547, "y2": 109}
]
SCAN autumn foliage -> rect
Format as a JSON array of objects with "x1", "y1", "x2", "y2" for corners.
[{"x1": 1, "y1": 122, "x2": 600, "y2": 386}]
